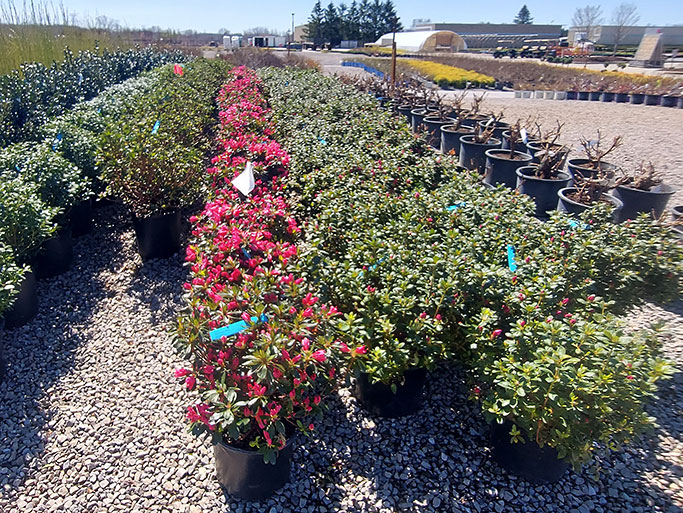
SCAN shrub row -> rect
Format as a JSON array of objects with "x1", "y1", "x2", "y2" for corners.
[
  {"x1": 404, "y1": 59, "x2": 496, "y2": 89},
  {"x1": 0, "y1": 46, "x2": 189, "y2": 147},
  {"x1": 174, "y1": 66, "x2": 364, "y2": 463},
  {"x1": 257, "y1": 67, "x2": 682, "y2": 468}
]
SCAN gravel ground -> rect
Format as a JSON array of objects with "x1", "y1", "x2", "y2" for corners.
[{"x1": 0, "y1": 202, "x2": 682, "y2": 512}]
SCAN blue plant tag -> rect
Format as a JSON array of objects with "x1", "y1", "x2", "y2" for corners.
[
  {"x1": 368, "y1": 256, "x2": 387, "y2": 271},
  {"x1": 447, "y1": 202, "x2": 466, "y2": 211},
  {"x1": 78, "y1": 73, "x2": 83, "y2": 86},
  {"x1": 318, "y1": 137, "x2": 327, "y2": 145},
  {"x1": 209, "y1": 314, "x2": 268, "y2": 341},
  {"x1": 151, "y1": 120, "x2": 161, "y2": 134},
  {"x1": 51, "y1": 132, "x2": 63, "y2": 151},
  {"x1": 241, "y1": 248, "x2": 252, "y2": 260},
  {"x1": 507, "y1": 244, "x2": 518, "y2": 272},
  {"x1": 15, "y1": 164, "x2": 21, "y2": 172}
]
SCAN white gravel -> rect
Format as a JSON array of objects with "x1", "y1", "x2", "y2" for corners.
[{"x1": 0, "y1": 203, "x2": 681, "y2": 512}]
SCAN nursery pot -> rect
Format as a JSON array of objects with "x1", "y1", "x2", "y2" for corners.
[
  {"x1": 32, "y1": 227, "x2": 73, "y2": 280},
  {"x1": 460, "y1": 114, "x2": 488, "y2": 129},
  {"x1": 490, "y1": 422, "x2": 569, "y2": 484},
  {"x1": 615, "y1": 92, "x2": 629, "y2": 103},
  {"x1": 565, "y1": 91, "x2": 578, "y2": 100},
  {"x1": 132, "y1": 210, "x2": 182, "y2": 261},
  {"x1": 600, "y1": 92, "x2": 615, "y2": 102},
  {"x1": 69, "y1": 198, "x2": 93, "y2": 237},
  {"x1": 354, "y1": 368, "x2": 427, "y2": 418},
  {"x1": 612, "y1": 184, "x2": 675, "y2": 222},
  {"x1": 4, "y1": 270, "x2": 38, "y2": 328},
  {"x1": 645, "y1": 94, "x2": 661, "y2": 106},
  {"x1": 483, "y1": 150, "x2": 533, "y2": 189},
  {"x1": 500, "y1": 131, "x2": 528, "y2": 153},
  {"x1": 630, "y1": 93, "x2": 644, "y2": 104},
  {"x1": 459, "y1": 135, "x2": 502, "y2": 174},
  {"x1": 440, "y1": 125, "x2": 473, "y2": 156},
  {"x1": 477, "y1": 120, "x2": 510, "y2": 140},
  {"x1": 516, "y1": 167, "x2": 572, "y2": 218},
  {"x1": 214, "y1": 437, "x2": 295, "y2": 500},
  {"x1": 0, "y1": 317, "x2": 5, "y2": 385},
  {"x1": 577, "y1": 91, "x2": 589, "y2": 101},
  {"x1": 410, "y1": 108, "x2": 428, "y2": 133},
  {"x1": 397, "y1": 104, "x2": 413, "y2": 123},
  {"x1": 423, "y1": 116, "x2": 455, "y2": 150},
  {"x1": 673, "y1": 206, "x2": 683, "y2": 221},
  {"x1": 566, "y1": 159, "x2": 618, "y2": 182},
  {"x1": 588, "y1": 91, "x2": 601, "y2": 101},
  {"x1": 557, "y1": 187, "x2": 623, "y2": 221},
  {"x1": 661, "y1": 95, "x2": 678, "y2": 108},
  {"x1": 377, "y1": 97, "x2": 390, "y2": 109},
  {"x1": 526, "y1": 142, "x2": 565, "y2": 164}
]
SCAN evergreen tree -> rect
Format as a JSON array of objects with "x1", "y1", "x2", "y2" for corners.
[
  {"x1": 347, "y1": 0, "x2": 361, "y2": 41},
  {"x1": 513, "y1": 5, "x2": 533, "y2": 24},
  {"x1": 322, "y1": 2, "x2": 342, "y2": 47},
  {"x1": 304, "y1": 0, "x2": 325, "y2": 47}
]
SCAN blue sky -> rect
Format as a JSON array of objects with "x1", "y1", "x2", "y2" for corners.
[{"x1": 62, "y1": 0, "x2": 681, "y2": 33}]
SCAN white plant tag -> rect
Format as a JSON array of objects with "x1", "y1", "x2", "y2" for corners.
[
  {"x1": 520, "y1": 128, "x2": 528, "y2": 143},
  {"x1": 485, "y1": 117, "x2": 494, "y2": 127},
  {"x1": 232, "y1": 161, "x2": 255, "y2": 196},
  {"x1": 587, "y1": 139, "x2": 598, "y2": 148}
]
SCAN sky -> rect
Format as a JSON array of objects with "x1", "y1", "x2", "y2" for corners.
[{"x1": 58, "y1": 0, "x2": 682, "y2": 34}]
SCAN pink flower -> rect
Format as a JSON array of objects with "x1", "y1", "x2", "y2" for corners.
[
  {"x1": 311, "y1": 350, "x2": 326, "y2": 362},
  {"x1": 302, "y1": 293, "x2": 319, "y2": 306},
  {"x1": 308, "y1": 423, "x2": 315, "y2": 431},
  {"x1": 185, "y1": 375, "x2": 196, "y2": 390},
  {"x1": 241, "y1": 311, "x2": 251, "y2": 323},
  {"x1": 587, "y1": 295, "x2": 595, "y2": 301},
  {"x1": 339, "y1": 342, "x2": 350, "y2": 353},
  {"x1": 302, "y1": 307, "x2": 313, "y2": 318},
  {"x1": 302, "y1": 338, "x2": 311, "y2": 351},
  {"x1": 419, "y1": 312, "x2": 427, "y2": 319},
  {"x1": 355, "y1": 345, "x2": 367, "y2": 355},
  {"x1": 492, "y1": 329, "x2": 503, "y2": 338},
  {"x1": 626, "y1": 375, "x2": 634, "y2": 380},
  {"x1": 435, "y1": 314, "x2": 442, "y2": 320},
  {"x1": 561, "y1": 298, "x2": 570, "y2": 306},
  {"x1": 174, "y1": 368, "x2": 190, "y2": 378}
]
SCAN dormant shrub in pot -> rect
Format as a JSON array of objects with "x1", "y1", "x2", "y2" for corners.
[{"x1": 613, "y1": 163, "x2": 676, "y2": 222}]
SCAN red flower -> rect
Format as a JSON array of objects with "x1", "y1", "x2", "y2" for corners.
[
  {"x1": 311, "y1": 350, "x2": 326, "y2": 362},
  {"x1": 492, "y1": 329, "x2": 503, "y2": 338}
]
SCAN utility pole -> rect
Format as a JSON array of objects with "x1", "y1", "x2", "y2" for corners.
[
  {"x1": 391, "y1": 17, "x2": 397, "y2": 85},
  {"x1": 289, "y1": 13, "x2": 295, "y2": 55}
]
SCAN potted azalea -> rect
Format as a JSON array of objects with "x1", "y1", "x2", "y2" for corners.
[
  {"x1": 613, "y1": 162, "x2": 676, "y2": 221},
  {"x1": 175, "y1": 188, "x2": 360, "y2": 500},
  {"x1": 468, "y1": 306, "x2": 673, "y2": 483},
  {"x1": 0, "y1": 237, "x2": 26, "y2": 382},
  {"x1": 516, "y1": 144, "x2": 572, "y2": 218},
  {"x1": 0, "y1": 172, "x2": 59, "y2": 327},
  {"x1": 557, "y1": 173, "x2": 623, "y2": 220},
  {"x1": 423, "y1": 93, "x2": 461, "y2": 150},
  {"x1": 459, "y1": 117, "x2": 502, "y2": 174},
  {"x1": 567, "y1": 132, "x2": 621, "y2": 182},
  {"x1": 0, "y1": 141, "x2": 91, "y2": 278}
]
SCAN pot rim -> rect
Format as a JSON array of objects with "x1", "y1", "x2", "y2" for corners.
[
  {"x1": 441, "y1": 124, "x2": 473, "y2": 133},
  {"x1": 558, "y1": 187, "x2": 623, "y2": 209},
  {"x1": 566, "y1": 158, "x2": 617, "y2": 172},
  {"x1": 460, "y1": 134, "x2": 501, "y2": 147},
  {"x1": 216, "y1": 434, "x2": 297, "y2": 455},
  {"x1": 485, "y1": 149, "x2": 533, "y2": 161},
  {"x1": 615, "y1": 183, "x2": 676, "y2": 195},
  {"x1": 423, "y1": 115, "x2": 456, "y2": 123},
  {"x1": 516, "y1": 166, "x2": 571, "y2": 182},
  {"x1": 132, "y1": 209, "x2": 181, "y2": 222}
]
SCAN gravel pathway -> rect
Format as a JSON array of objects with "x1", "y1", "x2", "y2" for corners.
[{"x1": 1, "y1": 205, "x2": 682, "y2": 511}]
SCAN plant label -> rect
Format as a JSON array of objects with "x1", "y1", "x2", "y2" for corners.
[
  {"x1": 447, "y1": 202, "x2": 465, "y2": 211},
  {"x1": 507, "y1": 244, "x2": 518, "y2": 272},
  {"x1": 485, "y1": 117, "x2": 494, "y2": 127},
  {"x1": 232, "y1": 161, "x2": 256, "y2": 196},
  {"x1": 587, "y1": 139, "x2": 598, "y2": 148},
  {"x1": 209, "y1": 314, "x2": 268, "y2": 341},
  {"x1": 520, "y1": 128, "x2": 528, "y2": 144},
  {"x1": 151, "y1": 120, "x2": 161, "y2": 134}
]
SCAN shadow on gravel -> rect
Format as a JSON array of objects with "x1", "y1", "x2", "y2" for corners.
[{"x1": 0, "y1": 206, "x2": 129, "y2": 495}]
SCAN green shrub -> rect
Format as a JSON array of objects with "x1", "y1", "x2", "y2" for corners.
[
  {"x1": 0, "y1": 172, "x2": 59, "y2": 263},
  {"x1": 0, "y1": 236, "x2": 27, "y2": 317}
]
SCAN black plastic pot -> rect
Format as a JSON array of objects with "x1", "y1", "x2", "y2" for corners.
[
  {"x1": 600, "y1": 92, "x2": 615, "y2": 102},
  {"x1": 70, "y1": 198, "x2": 93, "y2": 237},
  {"x1": 645, "y1": 94, "x2": 661, "y2": 106},
  {"x1": 377, "y1": 97, "x2": 390, "y2": 109},
  {"x1": 516, "y1": 167, "x2": 572, "y2": 218},
  {"x1": 459, "y1": 135, "x2": 502, "y2": 174},
  {"x1": 566, "y1": 159, "x2": 618, "y2": 182},
  {"x1": 354, "y1": 368, "x2": 427, "y2": 418},
  {"x1": 588, "y1": 91, "x2": 601, "y2": 101},
  {"x1": 32, "y1": 227, "x2": 73, "y2": 280},
  {"x1": 441, "y1": 125, "x2": 473, "y2": 156},
  {"x1": 0, "y1": 317, "x2": 5, "y2": 385},
  {"x1": 460, "y1": 114, "x2": 488, "y2": 129},
  {"x1": 410, "y1": 108, "x2": 428, "y2": 133},
  {"x1": 477, "y1": 120, "x2": 510, "y2": 140},
  {"x1": 397, "y1": 104, "x2": 412, "y2": 124},
  {"x1": 566, "y1": 91, "x2": 578, "y2": 100},
  {"x1": 661, "y1": 96, "x2": 678, "y2": 108},
  {"x1": 577, "y1": 91, "x2": 589, "y2": 101},
  {"x1": 214, "y1": 437, "x2": 295, "y2": 500},
  {"x1": 630, "y1": 93, "x2": 645, "y2": 104},
  {"x1": 500, "y1": 130, "x2": 528, "y2": 153},
  {"x1": 615, "y1": 92, "x2": 629, "y2": 103},
  {"x1": 673, "y1": 206, "x2": 683, "y2": 221},
  {"x1": 612, "y1": 184, "x2": 675, "y2": 222},
  {"x1": 132, "y1": 210, "x2": 182, "y2": 261},
  {"x1": 557, "y1": 187, "x2": 623, "y2": 221},
  {"x1": 483, "y1": 150, "x2": 533, "y2": 189},
  {"x1": 4, "y1": 271, "x2": 38, "y2": 328},
  {"x1": 423, "y1": 116, "x2": 455, "y2": 150},
  {"x1": 490, "y1": 422, "x2": 569, "y2": 484},
  {"x1": 679, "y1": 97, "x2": 683, "y2": 109}
]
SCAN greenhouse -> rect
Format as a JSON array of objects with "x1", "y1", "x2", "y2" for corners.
[{"x1": 373, "y1": 30, "x2": 467, "y2": 53}]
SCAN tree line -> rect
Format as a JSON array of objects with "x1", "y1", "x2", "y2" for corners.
[{"x1": 305, "y1": 0, "x2": 402, "y2": 48}]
